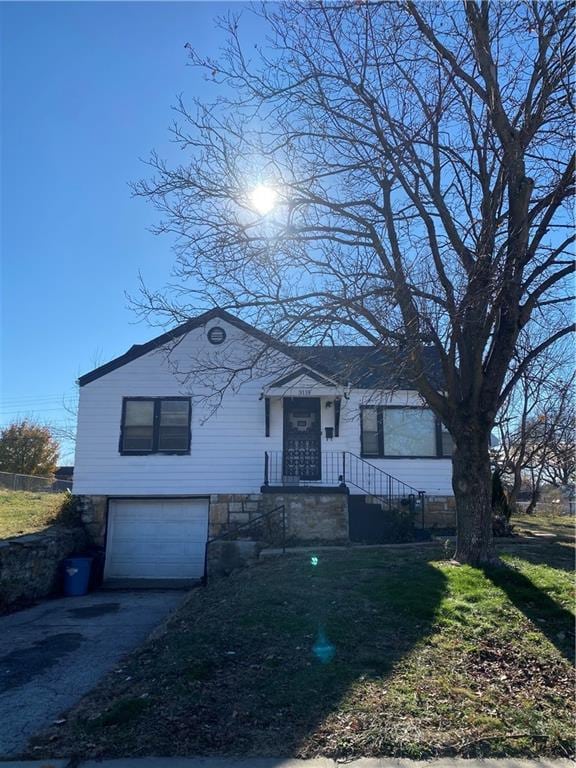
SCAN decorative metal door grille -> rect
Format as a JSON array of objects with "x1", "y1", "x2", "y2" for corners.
[{"x1": 283, "y1": 398, "x2": 321, "y2": 481}]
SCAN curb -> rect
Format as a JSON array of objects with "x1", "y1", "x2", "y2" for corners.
[{"x1": 1, "y1": 756, "x2": 574, "y2": 768}]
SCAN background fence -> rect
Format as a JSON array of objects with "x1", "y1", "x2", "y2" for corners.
[{"x1": 0, "y1": 471, "x2": 72, "y2": 493}]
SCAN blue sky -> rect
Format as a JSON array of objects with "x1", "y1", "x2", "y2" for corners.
[{"x1": 1, "y1": 1, "x2": 260, "y2": 462}]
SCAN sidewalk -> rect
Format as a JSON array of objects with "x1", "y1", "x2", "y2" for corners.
[{"x1": 1, "y1": 756, "x2": 574, "y2": 767}]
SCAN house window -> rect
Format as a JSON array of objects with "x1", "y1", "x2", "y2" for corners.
[
  {"x1": 121, "y1": 398, "x2": 191, "y2": 454},
  {"x1": 360, "y1": 407, "x2": 380, "y2": 457},
  {"x1": 360, "y1": 406, "x2": 452, "y2": 458},
  {"x1": 441, "y1": 425, "x2": 454, "y2": 457}
]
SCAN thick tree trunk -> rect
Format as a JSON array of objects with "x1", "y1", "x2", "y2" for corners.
[{"x1": 452, "y1": 431, "x2": 499, "y2": 566}]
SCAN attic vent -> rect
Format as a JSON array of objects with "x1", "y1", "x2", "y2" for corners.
[{"x1": 207, "y1": 326, "x2": 226, "y2": 345}]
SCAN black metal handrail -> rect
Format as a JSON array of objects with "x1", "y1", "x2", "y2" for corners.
[
  {"x1": 263, "y1": 450, "x2": 426, "y2": 515},
  {"x1": 203, "y1": 504, "x2": 286, "y2": 584},
  {"x1": 343, "y1": 452, "x2": 424, "y2": 511},
  {"x1": 264, "y1": 450, "x2": 346, "y2": 488}
]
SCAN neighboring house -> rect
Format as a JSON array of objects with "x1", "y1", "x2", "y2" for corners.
[
  {"x1": 526, "y1": 483, "x2": 576, "y2": 516},
  {"x1": 52, "y1": 466, "x2": 74, "y2": 492},
  {"x1": 54, "y1": 466, "x2": 74, "y2": 482},
  {"x1": 74, "y1": 309, "x2": 455, "y2": 582}
]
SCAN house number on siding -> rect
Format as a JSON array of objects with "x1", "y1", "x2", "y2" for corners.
[{"x1": 298, "y1": 389, "x2": 312, "y2": 396}]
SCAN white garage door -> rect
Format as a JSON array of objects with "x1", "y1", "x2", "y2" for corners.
[{"x1": 105, "y1": 498, "x2": 209, "y2": 581}]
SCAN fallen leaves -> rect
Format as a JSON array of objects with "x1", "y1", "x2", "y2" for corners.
[{"x1": 25, "y1": 544, "x2": 575, "y2": 762}]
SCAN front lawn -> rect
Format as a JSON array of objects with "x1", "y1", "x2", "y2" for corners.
[
  {"x1": 0, "y1": 490, "x2": 69, "y2": 539},
  {"x1": 29, "y1": 544, "x2": 574, "y2": 757},
  {"x1": 512, "y1": 512, "x2": 575, "y2": 541},
  {"x1": 28, "y1": 540, "x2": 574, "y2": 761}
]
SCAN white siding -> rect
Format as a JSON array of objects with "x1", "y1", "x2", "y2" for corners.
[
  {"x1": 74, "y1": 319, "x2": 285, "y2": 495},
  {"x1": 73, "y1": 319, "x2": 453, "y2": 497}
]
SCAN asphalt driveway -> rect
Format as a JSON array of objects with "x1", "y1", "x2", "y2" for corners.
[{"x1": 0, "y1": 589, "x2": 187, "y2": 757}]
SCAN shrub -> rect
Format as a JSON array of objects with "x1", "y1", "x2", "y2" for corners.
[
  {"x1": 382, "y1": 506, "x2": 417, "y2": 543},
  {"x1": 53, "y1": 491, "x2": 83, "y2": 527},
  {"x1": 492, "y1": 470, "x2": 514, "y2": 536}
]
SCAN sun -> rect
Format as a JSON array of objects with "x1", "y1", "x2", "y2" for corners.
[{"x1": 250, "y1": 184, "x2": 277, "y2": 215}]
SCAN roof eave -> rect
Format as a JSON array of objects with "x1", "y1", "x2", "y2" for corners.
[{"x1": 78, "y1": 309, "x2": 317, "y2": 387}]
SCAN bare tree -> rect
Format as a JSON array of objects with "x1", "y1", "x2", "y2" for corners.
[
  {"x1": 538, "y1": 384, "x2": 575, "y2": 490},
  {"x1": 494, "y1": 345, "x2": 575, "y2": 513},
  {"x1": 133, "y1": 2, "x2": 574, "y2": 565},
  {"x1": 51, "y1": 349, "x2": 103, "y2": 449},
  {"x1": 51, "y1": 391, "x2": 80, "y2": 447}
]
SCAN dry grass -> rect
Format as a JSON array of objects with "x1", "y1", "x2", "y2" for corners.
[{"x1": 0, "y1": 490, "x2": 69, "y2": 539}]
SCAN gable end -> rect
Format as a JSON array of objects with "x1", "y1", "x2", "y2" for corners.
[{"x1": 77, "y1": 309, "x2": 292, "y2": 387}]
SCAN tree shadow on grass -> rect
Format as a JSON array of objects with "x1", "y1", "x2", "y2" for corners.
[
  {"x1": 27, "y1": 548, "x2": 449, "y2": 759},
  {"x1": 184, "y1": 551, "x2": 451, "y2": 756},
  {"x1": 499, "y1": 540, "x2": 575, "y2": 573},
  {"x1": 484, "y1": 561, "x2": 575, "y2": 664},
  {"x1": 261, "y1": 552, "x2": 449, "y2": 753}
]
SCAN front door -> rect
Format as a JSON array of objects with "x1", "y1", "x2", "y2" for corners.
[{"x1": 283, "y1": 397, "x2": 321, "y2": 481}]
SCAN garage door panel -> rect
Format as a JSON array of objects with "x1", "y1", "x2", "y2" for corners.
[
  {"x1": 105, "y1": 498, "x2": 209, "y2": 581},
  {"x1": 111, "y1": 522, "x2": 207, "y2": 541}
]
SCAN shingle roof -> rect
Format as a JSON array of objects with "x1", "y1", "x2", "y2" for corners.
[
  {"x1": 78, "y1": 308, "x2": 443, "y2": 390},
  {"x1": 292, "y1": 345, "x2": 444, "y2": 389}
]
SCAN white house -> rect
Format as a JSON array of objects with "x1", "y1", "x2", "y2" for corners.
[{"x1": 74, "y1": 309, "x2": 455, "y2": 582}]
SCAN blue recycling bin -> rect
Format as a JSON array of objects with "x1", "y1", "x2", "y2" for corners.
[{"x1": 63, "y1": 556, "x2": 93, "y2": 597}]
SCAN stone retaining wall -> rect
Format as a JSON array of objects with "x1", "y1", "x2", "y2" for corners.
[
  {"x1": 0, "y1": 525, "x2": 87, "y2": 612},
  {"x1": 207, "y1": 539, "x2": 260, "y2": 579}
]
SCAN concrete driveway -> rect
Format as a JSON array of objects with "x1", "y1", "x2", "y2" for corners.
[{"x1": 0, "y1": 589, "x2": 187, "y2": 757}]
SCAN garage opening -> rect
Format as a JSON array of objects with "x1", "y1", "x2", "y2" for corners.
[{"x1": 104, "y1": 498, "x2": 209, "y2": 583}]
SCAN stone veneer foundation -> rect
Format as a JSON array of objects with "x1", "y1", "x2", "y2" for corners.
[
  {"x1": 77, "y1": 493, "x2": 265, "y2": 545},
  {"x1": 260, "y1": 491, "x2": 349, "y2": 542},
  {"x1": 78, "y1": 495, "x2": 108, "y2": 546},
  {"x1": 208, "y1": 494, "x2": 261, "y2": 538},
  {"x1": 420, "y1": 495, "x2": 457, "y2": 529},
  {"x1": 77, "y1": 492, "x2": 457, "y2": 548}
]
